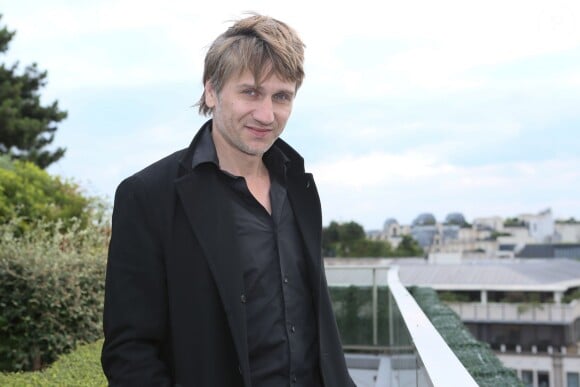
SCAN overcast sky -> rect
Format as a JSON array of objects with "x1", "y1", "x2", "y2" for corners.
[{"x1": 2, "y1": 0, "x2": 579, "y2": 230}]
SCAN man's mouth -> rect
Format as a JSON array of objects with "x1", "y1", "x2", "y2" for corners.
[{"x1": 246, "y1": 126, "x2": 272, "y2": 138}]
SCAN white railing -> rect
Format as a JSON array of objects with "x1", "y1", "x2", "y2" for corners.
[
  {"x1": 387, "y1": 267, "x2": 478, "y2": 387},
  {"x1": 447, "y1": 300, "x2": 580, "y2": 324}
]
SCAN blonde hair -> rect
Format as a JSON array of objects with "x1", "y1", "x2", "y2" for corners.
[{"x1": 197, "y1": 14, "x2": 305, "y2": 116}]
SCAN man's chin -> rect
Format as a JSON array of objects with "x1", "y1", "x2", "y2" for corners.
[
  {"x1": 241, "y1": 141, "x2": 275, "y2": 157},
  {"x1": 241, "y1": 148, "x2": 268, "y2": 157}
]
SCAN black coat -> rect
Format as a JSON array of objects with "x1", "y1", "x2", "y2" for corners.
[{"x1": 101, "y1": 125, "x2": 354, "y2": 387}]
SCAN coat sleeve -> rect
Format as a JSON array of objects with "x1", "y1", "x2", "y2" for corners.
[{"x1": 101, "y1": 175, "x2": 172, "y2": 386}]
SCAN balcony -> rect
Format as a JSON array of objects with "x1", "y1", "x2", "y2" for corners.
[{"x1": 447, "y1": 300, "x2": 580, "y2": 324}]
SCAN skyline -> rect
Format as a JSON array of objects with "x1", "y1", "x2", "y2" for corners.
[{"x1": 1, "y1": 0, "x2": 579, "y2": 230}]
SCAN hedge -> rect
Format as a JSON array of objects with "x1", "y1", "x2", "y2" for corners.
[
  {"x1": 0, "y1": 339, "x2": 106, "y2": 386},
  {"x1": 0, "y1": 219, "x2": 108, "y2": 372},
  {"x1": 411, "y1": 287, "x2": 523, "y2": 387}
]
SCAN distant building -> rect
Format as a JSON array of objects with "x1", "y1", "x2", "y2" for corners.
[
  {"x1": 555, "y1": 221, "x2": 580, "y2": 243},
  {"x1": 520, "y1": 208, "x2": 555, "y2": 243},
  {"x1": 368, "y1": 208, "x2": 580, "y2": 260}
]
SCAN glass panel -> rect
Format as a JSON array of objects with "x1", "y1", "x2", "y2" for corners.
[
  {"x1": 329, "y1": 286, "x2": 392, "y2": 346},
  {"x1": 329, "y1": 286, "x2": 375, "y2": 346},
  {"x1": 568, "y1": 372, "x2": 580, "y2": 387}
]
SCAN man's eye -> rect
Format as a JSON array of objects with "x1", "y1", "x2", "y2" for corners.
[
  {"x1": 242, "y1": 89, "x2": 257, "y2": 96},
  {"x1": 274, "y1": 93, "x2": 292, "y2": 102}
]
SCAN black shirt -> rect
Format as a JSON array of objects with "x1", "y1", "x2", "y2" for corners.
[{"x1": 192, "y1": 125, "x2": 322, "y2": 387}]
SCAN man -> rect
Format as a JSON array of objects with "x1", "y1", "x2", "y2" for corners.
[{"x1": 101, "y1": 14, "x2": 354, "y2": 387}]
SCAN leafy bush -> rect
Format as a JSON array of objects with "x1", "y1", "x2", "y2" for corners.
[
  {"x1": 563, "y1": 287, "x2": 580, "y2": 303},
  {"x1": 0, "y1": 339, "x2": 106, "y2": 386},
  {"x1": 0, "y1": 219, "x2": 108, "y2": 372},
  {"x1": 438, "y1": 291, "x2": 471, "y2": 302},
  {"x1": 0, "y1": 155, "x2": 103, "y2": 232}
]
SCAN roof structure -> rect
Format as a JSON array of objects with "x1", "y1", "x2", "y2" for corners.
[{"x1": 395, "y1": 258, "x2": 580, "y2": 292}]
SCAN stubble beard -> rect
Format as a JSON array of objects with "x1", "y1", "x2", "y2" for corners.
[{"x1": 217, "y1": 123, "x2": 277, "y2": 158}]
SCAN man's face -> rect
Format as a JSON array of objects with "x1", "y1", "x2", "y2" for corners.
[{"x1": 205, "y1": 69, "x2": 296, "y2": 157}]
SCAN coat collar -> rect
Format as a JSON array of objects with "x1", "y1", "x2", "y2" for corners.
[{"x1": 178, "y1": 119, "x2": 307, "y2": 178}]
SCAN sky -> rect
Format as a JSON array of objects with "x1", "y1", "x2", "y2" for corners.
[{"x1": 1, "y1": 0, "x2": 579, "y2": 230}]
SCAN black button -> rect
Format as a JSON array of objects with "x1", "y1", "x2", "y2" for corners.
[
  {"x1": 283, "y1": 276, "x2": 289, "y2": 284},
  {"x1": 240, "y1": 294, "x2": 246, "y2": 303},
  {"x1": 291, "y1": 325, "x2": 296, "y2": 333}
]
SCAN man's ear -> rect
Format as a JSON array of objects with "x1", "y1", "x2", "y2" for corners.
[{"x1": 204, "y1": 81, "x2": 217, "y2": 109}]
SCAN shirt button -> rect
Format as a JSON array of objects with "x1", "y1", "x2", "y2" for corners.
[
  {"x1": 291, "y1": 325, "x2": 296, "y2": 333},
  {"x1": 283, "y1": 276, "x2": 289, "y2": 284},
  {"x1": 240, "y1": 294, "x2": 246, "y2": 303}
]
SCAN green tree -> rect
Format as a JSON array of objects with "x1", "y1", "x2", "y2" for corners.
[
  {"x1": 322, "y1": 220, "x2": 392, "y2": 257},
  {"x1": 346, "y1": 239, "x2": 392, "y2": 257},
  {"x1": 393, "y1": 235, "x2": 423, "y2": 257},
  {"x1": 0, "y1": 15, "x2": 67, "y2": 169},
  {"x1": 322, "y1": 221, "x2": 341, "y2": 255},
  {"x1": 0, "y1": 155, "x2": 99, "y2": 231},
  {"x1": 557, "y1": 217, "x2": 580, "y2": 224},
  {"x1": 323, "y1": 220, "x2": 365, "y2": 256},
  {"x1": 338, "y1": 221, "x2": 365, "y2": 242}
]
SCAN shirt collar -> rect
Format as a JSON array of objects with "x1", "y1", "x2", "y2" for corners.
[
  {"x1": 191, "y1": 122, "x2": 220, "y2": 169},
  {"x1": 191, "y1": 122, "x2": 290, "y2": 177}
]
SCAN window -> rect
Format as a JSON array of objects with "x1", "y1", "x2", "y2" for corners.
[
  {"x1": 568, "y1": 372, "x2": 580, "y2": 387},
  {"x1": 538, "y1": 371, "x2": 549, "y2": 387},
  {"x1": 521, "y1": 370, "x2": 533, "y2": 387}
]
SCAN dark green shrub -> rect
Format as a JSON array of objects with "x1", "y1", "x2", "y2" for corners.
[
  {"x1": 0, "y1": 339, "x2": 106, "y2": 386},
  {"x1": 411, "y1": 287, "x2": 523, "y2": 387},
  {"x1": 0, "y1": 219, "x2": 108, "y2": 371}
]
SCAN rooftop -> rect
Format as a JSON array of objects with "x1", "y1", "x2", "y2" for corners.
[
  {"x1": 396, "y1": 258, "x2": 580, "y2": 292},
  {"x1": 325, "y1": 257, "x2": 580, "y2": 292}
]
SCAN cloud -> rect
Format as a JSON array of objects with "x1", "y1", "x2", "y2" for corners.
[
  {"x1": 311, "y1": 152, "x2": 455, "y2": 188},
  {"x1": 311, "y1": 154, "x2": 580, "y2": 228},
  {"x1": 6, "y1": 0, "x2": 580, "y2": 96}
]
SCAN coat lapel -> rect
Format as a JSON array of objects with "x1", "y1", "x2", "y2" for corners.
[{"x1": 174, "y1": 167, "x2": 251, "y2": 386}]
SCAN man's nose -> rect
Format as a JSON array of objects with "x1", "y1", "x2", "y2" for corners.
[{"x1": 253, "y1": 97, "x2": 274, "y2": 124}]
